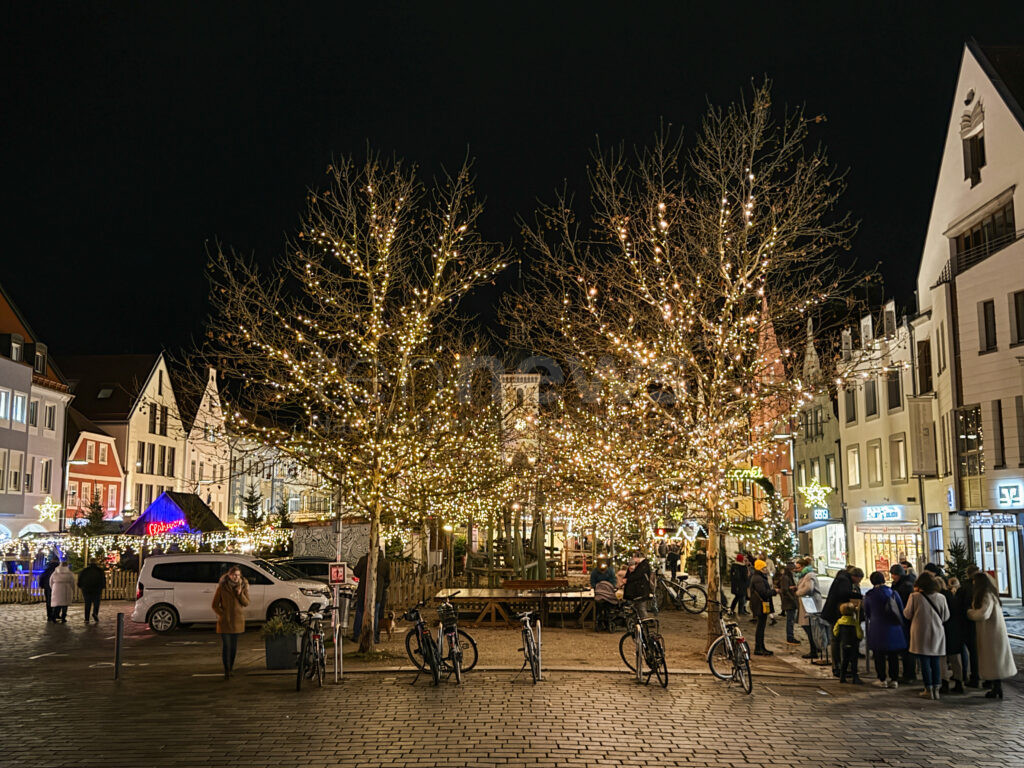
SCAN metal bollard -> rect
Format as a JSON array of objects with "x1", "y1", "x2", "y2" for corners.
[{"x1": 114, "y1": 612, "x2": 124, "y2": 680}]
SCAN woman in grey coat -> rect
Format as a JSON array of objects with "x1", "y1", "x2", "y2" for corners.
[{"x1": 903, "y1": 571, "x2": 950, "y2": 700}]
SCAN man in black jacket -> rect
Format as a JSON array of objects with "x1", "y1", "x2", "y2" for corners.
[
  {"x1": 889, "y1": 564, "x2": 917, "y2": 682},
  {"x1": 39, "y1": 559, "x2": 58, "y2": 622},
  {"x1": 77, "y1": 559, "x2": 107, "y2": 623},
  {"x1": 822, "y1": 566, "x2": 864, "y2": 676},
  {"x1": 351, "y1": 548, "x2": 390, "y2": 644},
  {"x1": 623, "y1": 549, "x2": 653, "y2": 613}
]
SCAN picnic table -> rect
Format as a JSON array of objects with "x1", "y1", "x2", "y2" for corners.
[{"x1": 433, "y1": 587, "x2": 595, "y2": 628}]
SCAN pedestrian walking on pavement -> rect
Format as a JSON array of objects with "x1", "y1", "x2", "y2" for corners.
[
  {"x1": 862, "y1": 571, "x2": 906, "y2": 688},
  {"x1": 665, "y1": 545, "x2": 681, "y2": 582},
  {"x1": 39, "y1": 559, "x2": 58, "y2": 622},
  {"x1": 833, "y1": 601, "x2": 864, "y2": 684},
  {"x1": 966, "y1": 571, "x2": 1017, "y2": 700},
  {"x1": 729, "y1": 554, "x2": 750, "y2": 616},
  {"x1": 795, "y1": 558, "x2": 824, "y2": 658},
  {"x1": 77, "y1": 558, "x2": 106, "y2": 623},
  {"x1": 750, "y1": 559, "x2": 775, "y2": 656},
  {"x1": 49, "y1": 561, "x2": 75, "y2": 623},
  {"x1": 903, "y1": 571, "x2": 949, "y2": 700},
  {"x1": 775, "y1": 561, "x2": 800, "y2": 645},
  {"x1": 212, "y1": 565, "x2": 250, "y2": 679}
]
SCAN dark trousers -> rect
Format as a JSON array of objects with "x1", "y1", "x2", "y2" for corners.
[
  {"x1": 900, "y1": 649, "x2": 917, "y2": 680},
  {"x1": 754, "y1": 613, "x2": 768, "y2": 650},
  {"x1": 44, "y1": 588, "x2": 54, "y2": 621},
  {"x1": 730, "y1": 592, "x2": 747, "y2": 614},
  {"x1": 83, "y1": 592, "x2": 101, "y2": 621},
  {"x1": 351, "y1": 601, "x2": 382, "y2": 643},
  {"x1": 831, "y1": 633, "x2": 842, "y2": 672},
  {"x1": 964, "y1": 632, "x2": 979, "y2": 683},
  {"x1": 220, "y1": 632, "x2": 240, "y2": 671},
  {"x1": 669, "y1": 564, "x2": 679, "y2": 581},
  {"x1": 53, "y1": 605, "x2": 68, "y2": 621},
  {"x1": 803, "y1": 624, "x2": 819, "y2": 654},
  {"x1": 784, "y1": 608, "x2": 797, "y2": 641},
  {"x1": 595, "y1": 600, "x2": 613, "y2": 630},
  {"x1": 873, "y1": 650, "x2": 900, "y2": 681},
  {"x1": 840, "y1": 644, "x2": 859, "y2": 680}
]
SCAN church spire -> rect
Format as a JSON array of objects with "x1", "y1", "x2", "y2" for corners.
[{"x1": 802, "y1": 318, "x2": 822, "y2": 384}]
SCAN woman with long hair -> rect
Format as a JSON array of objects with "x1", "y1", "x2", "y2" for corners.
[
  {"x1": 966, "y1": 572, "x2": 1017, "y2": 699},
  {"x1": 212, "y1": 565, "x2": 250, "y2": 679}
]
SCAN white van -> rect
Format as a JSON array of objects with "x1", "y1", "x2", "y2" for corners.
[{"x1": 131, "y1": 553, "x2": 331, "y2": 633}]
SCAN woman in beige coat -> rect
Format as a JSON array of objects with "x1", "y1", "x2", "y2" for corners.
[
  {"x1": 967, "y1": 572, "x2": 1017, "y2": 699},
  {"x1": 212, "y1": 566, "x2": 249, "y2": 678},
  {"x1": 902, "y1": 571, "x2": 949, "y2": 700}
]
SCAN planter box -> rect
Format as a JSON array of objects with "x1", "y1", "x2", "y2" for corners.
[{"x1": 264, "y1": 633, "x2": 301, "y2": 669}]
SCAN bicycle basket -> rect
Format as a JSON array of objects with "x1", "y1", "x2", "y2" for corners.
[{"x1": 437, "y1": 603, "x2": 459, "y2": 627}]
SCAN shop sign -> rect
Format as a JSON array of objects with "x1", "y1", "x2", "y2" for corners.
[
  {"x1": 812, "y1": 508, "x2": 830, "y2": 521},
  {"x1": 996, "y1": 481, "x2": 1022, "y2": 508},
  {"x1": 968, "y1": 513, "x2": 1017, "y2": 527},
  {"x1": 726, "y1": 466, "x2": 763, "y2": 480},
  {"x1": 863, "y1": 505, "x2": 904, "y2": 522}
]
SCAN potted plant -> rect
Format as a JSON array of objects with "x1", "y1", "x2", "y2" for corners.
[{"x1": 260, "y1": 615, "x2": 303, "y2": 669}]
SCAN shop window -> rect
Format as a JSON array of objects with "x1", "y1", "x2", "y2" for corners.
[
  {"x1": 867, "y1": 439, "x2": 883, "y2": 486},
  {"x1": 956, "y1": 406, "x2": 985, "y2": 509},
  {"x1": 847, "y1": 445, "x2": 861, "y2": 488}
]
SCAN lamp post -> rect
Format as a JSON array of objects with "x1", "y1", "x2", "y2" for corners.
[{"x1": 60, "y1": 459, "x2": 89, "y2": 534}]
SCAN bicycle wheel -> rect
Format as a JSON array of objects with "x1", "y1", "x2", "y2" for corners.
[
  {"x1": 447, "y1": 632, "x2": 462, "y2": 684},
  {"x1": 456, "y1": 629, "x2": 478, "y2": 671},
  {"x1": 423, "y1": 635, "x2": 441, "y2": 685},
  {"x1": 523, "y1": 629, "x2": 540, "y2": 684},
  {"x1": 635, "y1": 626, "x2": 643, "y2": 683},
  {"x1": 682, "y1": 585, "x2": 708, "y2": 614},
  {"x1": 296, "y1": 632, "x2": 310, "y2": 691},
  {"x1": 619, "y1": 631, "x2": 637, "y2": 672},
  {"x1": 652, "y1": 637, "x2": 669, "y2": 688},
  {"x1": 315, "y1": 638, "x2": 325, "y2": 688},
  {"x1": 735, "y1": 649, "x2": 753, "y2": 694},
  {"x1": 707, "y1": 635, "x2": 734, "y2": 680},
  {"x1": 405, "y1": 628, "x2": 427, "y2": 671}
]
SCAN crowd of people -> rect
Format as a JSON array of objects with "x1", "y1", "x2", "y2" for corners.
[{"x1": 725, "y1": 551, "x2": 1017, "y2": 701}]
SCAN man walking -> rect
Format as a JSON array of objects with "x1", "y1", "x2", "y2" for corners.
[{"x1": 77, "y1": 558, "x2": 106, "y2": 623}]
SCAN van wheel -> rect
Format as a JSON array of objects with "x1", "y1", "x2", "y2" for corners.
[
  {"x1": 148, "y1": 604, "x2": 179, "y2": 633},
  {"x1": 267, "y1": 600, "x2": 297, "y2": 621}
]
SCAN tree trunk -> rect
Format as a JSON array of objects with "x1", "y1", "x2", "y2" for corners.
[
  {"x1": 420, "y1": 518, "x2": 429, "y2": 572},
  {"x1": 705, "y1": 516, "x2": 721, "y2": 650},
  {"x1": 359, "y1": 499, "x2": 382, "y2": 653},
  {"x1": 487, "y1": 511, "x2": 495, "y2": 587}
]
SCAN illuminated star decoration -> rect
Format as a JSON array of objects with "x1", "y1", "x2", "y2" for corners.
[
  {"x1": 798, "y1": 478, "x2": 832, "y2": 509},
  {"x1": 35, "y1": 496, "x2": 62, "y2": 522}
]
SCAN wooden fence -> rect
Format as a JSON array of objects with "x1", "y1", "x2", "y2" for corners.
[
  {"x1": 0, "y1": 571, "x2": 138, "y2": 604},
  {"x1": 386, "y1": 563, "x2": 446, "y2": 611}
]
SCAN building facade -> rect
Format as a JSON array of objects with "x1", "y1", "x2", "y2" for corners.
[{"x1": 64, "y1": 408, "x2": 125, "y2": 521}]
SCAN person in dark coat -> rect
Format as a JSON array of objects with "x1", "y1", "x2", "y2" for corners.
[
  {"x1": 822, "y1": 566, "x2": 864, "y2": 676},
  {"x1": 77, "y1": 558, "x2": 107, "y2": 623},
  {"x1": 623, "y1": 550, "x2": 653, "y2": 614},
  {"x1": 351, "y1": 548, "x2": 390, "y2": 644},
  {"x1": 749, "y1": 560, "x2": 776, "y2": 656},
  {"x1": 862, "y1": 570, "x2": 907, "y2": 687},
  {"x1": 940, "y1": 577, "x2": 966, "y2": 693},
  {"x1": 775, "y1": 562, "x2": 800, "y2": 644},
  {"x1": 38, "y1": 559, "x2": 58, "y2": 622},
  {"x1": 590, "y1": 556, "x2": 618, "y2": 631},
  {"x1": 728, "y1": 554, "x2": 750, "y2": 615},
  {"x1": 958, "y1": 564, "x2": 980, "y2": 687},
  {"x1": 665, "y1": 545, "x2": 681, "y2": 582},
  {"x1": 890, "y1": 564, "x2": 918, "y2": 682}
]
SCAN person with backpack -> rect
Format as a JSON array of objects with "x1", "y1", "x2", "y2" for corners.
[{"x1": 862, "y1": 570, "x2": 907, "y2": 688}]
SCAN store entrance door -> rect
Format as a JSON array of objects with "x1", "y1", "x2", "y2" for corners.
[
  {"x1": 970, "y1": 523, "x2": 1019, "y2": 597},
  {"x1": 860, "y1": 528, "x2": 923, "y2": 577}
]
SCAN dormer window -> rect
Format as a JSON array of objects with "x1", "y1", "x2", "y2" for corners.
[
  {"x1": 961, "y1": 100, "x2": 986, "y2": 187},
  {"x1": 11, "y1": 339, "x2": 23, "y2": 362},
  {"x1": 33, "y1": 351, "x2": 46, "y2": 374}
]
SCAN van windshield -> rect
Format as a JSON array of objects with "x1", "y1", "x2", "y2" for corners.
[{"x1": 252, "y1": 558, "x2": 298, "y2": 580}]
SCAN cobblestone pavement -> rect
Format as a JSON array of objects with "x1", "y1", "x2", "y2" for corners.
[{"x1": 2, "y1": 602, "x2": 1022, "y2": 768}]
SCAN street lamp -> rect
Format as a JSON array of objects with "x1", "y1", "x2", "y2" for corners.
[{"x1": 60, "y1": 459, "x2": 89, "y2": 533}]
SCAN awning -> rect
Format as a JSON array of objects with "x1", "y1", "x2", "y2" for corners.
[{"x1": 798, "y1": 519, "x2": 843, "y2": 533}]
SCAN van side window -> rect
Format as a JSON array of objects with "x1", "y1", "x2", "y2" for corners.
[
  {"x1": 152, "y1": 562, "x2": 212, "y2": 583},
  {"x1": 237, "y1": 564, "x2": 272, "y2": 585}
]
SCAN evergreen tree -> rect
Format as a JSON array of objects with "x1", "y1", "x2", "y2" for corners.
[
  {"x1": 84, "y1": 493, "x2": 107, "y2": 536},
  {"x1": 240, "y1": 484, "x2": 264, "y2": 530},
  {"x1": 946, "y1": 538, "x2": 974, "y2": 581},
  {"x1": 275, "y1": 500, "x2": 292, "y2": 529}
]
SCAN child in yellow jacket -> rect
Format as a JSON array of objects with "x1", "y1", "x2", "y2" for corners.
[{"x1": 833, "y1": 601, "x2": 864, "y2": 684}]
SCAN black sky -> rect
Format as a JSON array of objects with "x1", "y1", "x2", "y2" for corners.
[{"x1": 3, "y1": 2, "x2": 1023, "y2": 355}]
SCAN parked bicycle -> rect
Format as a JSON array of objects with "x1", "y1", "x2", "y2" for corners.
[
  {"x1": 706, "y1": 600, "x2": 752, "y2": 694},
  {"x1": 618, "y1": 597, "x2": 669, "y2": 687},
  {"x1": 295, "y1": 602, "x2": 335, "y2": 691},
  {"x1": 657, "y1": 575, "x2": 708, "y2": 614},
  {"x1": 514, "y1": 610, "x2": 542, "y2": 684},
  {"x1": 403, "y1": 594, "x2": 478, "y2": 685}
]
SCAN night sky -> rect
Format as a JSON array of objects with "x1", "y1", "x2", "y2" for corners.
[{"x1": 4, "y1": 3, "x2": 1023, "y2": 356}]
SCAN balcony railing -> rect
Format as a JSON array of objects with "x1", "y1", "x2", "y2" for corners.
[{"x1": 934, "y1": 227, "x2": 1024, "y2": 286}]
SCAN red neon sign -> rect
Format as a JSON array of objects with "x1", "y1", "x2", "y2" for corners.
[{"x1": 146, "y1": 520, "x2": 187, "y2": 535}]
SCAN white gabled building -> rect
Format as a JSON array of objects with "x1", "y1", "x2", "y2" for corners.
[
  {"x1": 914, "y1": 41, "x2": 1024, "y2": 600},
  {"x1": 181, "y1": 367, "x2": 231, "y2": 522}
]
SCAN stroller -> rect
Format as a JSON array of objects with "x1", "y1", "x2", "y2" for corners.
[{"x1": 594, "y1": 580, "x2": 622, "y2": 632}]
